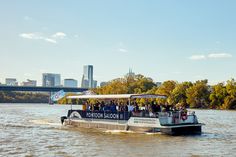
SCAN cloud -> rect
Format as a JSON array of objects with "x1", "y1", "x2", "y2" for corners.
[
  {"x1": 117, "y1": 42, "x2": 129, "y2": 53},
  {"x1": 189, "y1": 53, "x2": 233, "y2": 60},
  {"x1": 19, "y1": 32, "x2": 66, "y2": 44},
  {"x1": 52, "y1": 32, "x2": 66, "y2": 39},
  {"x1": 189, "y1": 55, "x2": 206, "y2": 60},
  {"x1": 208, "y1": 53, "x2": 232, "y2": 59},
  {"x1": 19, "y1": 33, "x2": 42, "y2": 39},
  {"x1": 118, "y1": 48, "x2": 128, "y2": 53},
  {"x1": 44, "y1": 38, "x2": 57, "y2": 44}
]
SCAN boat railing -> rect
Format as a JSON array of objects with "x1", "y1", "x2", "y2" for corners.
[
  {"x1": 131, "y1": 111, "x2": 159, "y2": 118},
  {"x1": 158, "y1": 110, "x2": 198, "y2": 125}
]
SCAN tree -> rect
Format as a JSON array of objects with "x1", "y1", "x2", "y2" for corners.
[
  {"x1": 209, "y1": 83, "x2": 227, "y2": 109},
  {"x1": 169, "y1": 81, "x2": 192, "y2": 107},
  {"x1": 94, "y1": 74, "x2": 156, "y2": 94},
  {"x1": 222, "y1": 79, "x2": 236, "y2": 109},
  {"x1": 155, "y1": 80, "x2": 177, "y2": 104},
  {"x1": 186, "y1": 80, "x2": 210, "y2": 108}
]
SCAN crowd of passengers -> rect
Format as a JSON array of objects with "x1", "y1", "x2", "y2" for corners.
[{"x1": 84, "y1": 100, "x2": 186, "y2": 115}]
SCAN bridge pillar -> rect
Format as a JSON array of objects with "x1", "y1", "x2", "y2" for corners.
[{"x1": 48, "y1": 92, "x2": 53, "y2": 104}]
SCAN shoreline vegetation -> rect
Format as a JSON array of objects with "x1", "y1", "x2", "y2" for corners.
[
  {"x1": 0, "y1": 92, "x2": 49, "y2": 103},
  {"x1": 1, "y1": 74, "x2": 236, "y2": 110}
]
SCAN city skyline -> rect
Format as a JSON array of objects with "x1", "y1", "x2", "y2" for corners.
[{"x1": 1, "y1": 1, "x2": 236, "y2": 85}]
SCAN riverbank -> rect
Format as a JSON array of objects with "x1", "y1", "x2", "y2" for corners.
[{"x1": 0, "y1": 91, "x2": 49, "y2": 103}]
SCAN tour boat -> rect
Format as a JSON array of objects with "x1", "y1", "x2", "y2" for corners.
[{"x1": 61, "y1": 94, "x2": 203, "y2": 135}]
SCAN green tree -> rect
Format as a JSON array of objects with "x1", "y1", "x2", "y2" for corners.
[
  {"x1": 209, "y1": 83, "x2": 227, "y2": 109},
  {"x1": 222, "y1": 79, "x2": 236, "y2": 109},
  {"x1": 169, "y1": 81, "x2": 192, "y2": 107},
  {"x1": 155, "y1": 80, "x2": 176, "y2": 104},
  {"x1": 94, "y1": 74, "x2": 156, "y2": 94},
  {"x1": 186, "y1": 80, "x2": 210, "y2": 108}
]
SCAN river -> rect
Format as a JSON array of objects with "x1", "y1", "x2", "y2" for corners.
[{"x1": 0, "y1": 104, "x2": 236, "y2": 157}]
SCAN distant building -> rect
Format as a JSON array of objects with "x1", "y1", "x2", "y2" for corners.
[
  {"x1": 64, "y1": 79, "x2": 78, "y2": 88},
  {"x1": 5, "y1": 78, "x2": 18, "y2": 86},
  {"x1": 81, "y1": 65, "x2": 97, "y2": 88},
  {"x1": 100, "y1": 81, "x2": 108, "y2": 87},
  {"x1": 93, "y1": 80, "x2": 97, "y2": 88},
  {"x1": 22, "y1": 79, "x2": 37, "y2": 86},
  {"x1": 126, "y1": 68, "x2": 135, "y2": 77},
  {"x1": 42, "y1": 73, "x2": 61, "y2": 87},
  {"x1": 156, "y1": 82, "x2": 162, "y2": 87}
]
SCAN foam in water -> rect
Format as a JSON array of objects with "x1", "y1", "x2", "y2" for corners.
[
  {"x1": 104, "y1": 130, "x2": 135, "y2": 134},
  {"x1": 30, "y1": 119, "x2": 61, "y2": 126}
]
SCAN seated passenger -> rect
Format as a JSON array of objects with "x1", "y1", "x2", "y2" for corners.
[
  {"x1": 110, "y1": 103, "x2": 117, "y2": 112},
  {"x1": 128, "y1": 104, "x2": 134, "y2": 112}
]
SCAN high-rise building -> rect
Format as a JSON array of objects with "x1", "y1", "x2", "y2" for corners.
[
  {"x1": 5, "y1": 78, "x2": 18, "y2": 86},
  {"x1": 64, "y1": 79, "x2": 78, "y2": 88},
  {"x1": 126, "y1": 68, "x2": 135, "y2": 78},
  {"x1": 93, "y1": 80, "x2": 97, "y2": 88},
  {"x1": 22, "y1": 79, "x2": 37, "y2": 86},
  {"x1": 42, "y1": 73, "x2": 61, "y2": 87},
  {"x1": 81, "y1": 65, "x2": 94, "y2": 88}
]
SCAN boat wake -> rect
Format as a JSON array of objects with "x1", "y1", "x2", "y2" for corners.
[
  {"x1": 104, "y1": 130, "x2": 161, "y2": 135},
  {"x1": 104, "y1": 130, "x2": 135, "y2": 134},
  {"x1": 0, "y1": 123, "x2": 34, "y2": 129},
  {"x1": 29, "y1": 119, "x2": 61, "y2": 127}
]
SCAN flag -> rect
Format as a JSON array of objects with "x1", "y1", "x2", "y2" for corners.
[{"x1": 51, "y1": 90, "x2": 66, "y2": 101}]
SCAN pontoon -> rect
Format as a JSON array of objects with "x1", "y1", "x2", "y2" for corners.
[{"x1": 61, "y1": 94, "x2": 203, "y2": 135}]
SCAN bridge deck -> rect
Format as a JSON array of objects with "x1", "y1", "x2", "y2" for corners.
[{"x1": 0, "y1": 85, "x2": 88, "y2": 92}]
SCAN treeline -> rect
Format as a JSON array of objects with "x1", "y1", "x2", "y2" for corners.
[
  {"x1": 93, "y1": 74, "x2": 236, "y2": 110},
  {"x1": 0, "y1": 91, "x2": 49, "y2": 103}
]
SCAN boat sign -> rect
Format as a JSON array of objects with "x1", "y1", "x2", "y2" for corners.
[{"x1": 128, "y1": 117, "x2": 161, "y2": 127}]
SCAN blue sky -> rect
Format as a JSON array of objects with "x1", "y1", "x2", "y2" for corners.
[{"x1": 0, "y1": 0, "x2": 236, "y2": 86}]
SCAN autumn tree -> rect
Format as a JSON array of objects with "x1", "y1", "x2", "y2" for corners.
[
  {"x1": 155, "y1": 80, "x2": 177, "y2": 104},
  {"x1": 209, "y1": 83, "x2": 227, "y2": 109},
  {"x1": 222, "y1": 79, "x2": 236, "y2": 109},
  {"x1": 186, "y1": 80, "x2": 210, "y2": 108},
  {"x1": 169, "y1": 81, "x2": 192, "y2": 107}
]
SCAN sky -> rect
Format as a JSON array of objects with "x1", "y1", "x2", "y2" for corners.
[{"x1": 0, "y1": 0, "x2": 236, "y2": 86}]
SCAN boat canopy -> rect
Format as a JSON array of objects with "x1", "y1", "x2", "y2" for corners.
[{"x1": 67, "y1": 94, "x2": 166, "y2": 99}]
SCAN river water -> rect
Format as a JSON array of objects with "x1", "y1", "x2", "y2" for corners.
[{"x1": 0, "y1": 104, "x2": 236, "y2": 157}]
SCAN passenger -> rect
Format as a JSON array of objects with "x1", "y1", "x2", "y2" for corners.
[
  {"x1": 164, "y1": 103, "x2": 171, "y2": 112},
  {"x1": 94, "y1": 102, "x2": 99, "y2": 111},
  {"x1": 110, "y1": 103, "x2": 117, "y2": 112},
  {"x1": 145, "y1": 104, "x2": 148, "y2": 111},
  {"x1": 100, "y1": 101, "x2": 105, "y2": 111},
  {"x1": 124, "y1": 104, "x2": 128, "y2": 112},
  {"x1": 151, "y1": 101, "x2": 157, "y2": 113},
  {"x1": 86, "y1": 103, "x2": 92, "y2": 111},
  {"x1": 104, "y1": 103, "x2": 110, "y2": 111},
  {"x1": 128, "y1": 103, "x2": 134, "y2": 112},
  {"x1": 149, "y1": 107, "x2": 154, "y2": 117},
  {"x1": 156, "y1": 104, "x2": 161, "y2": 112},
  {"x1": 134, "y1": 102, "x2": 139, "y2": 112}
]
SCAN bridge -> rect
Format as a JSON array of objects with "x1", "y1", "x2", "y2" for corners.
[
  {"x1": 0, "y1": 85, "x2": 88, "y2": 92},
  {"x1": 0, "y1": 85, "x2": 88, "y2": 103}
]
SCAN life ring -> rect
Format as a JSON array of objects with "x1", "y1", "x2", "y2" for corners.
[{"x1": 181, "y1": 113, "x2": 188, "y2": 121}]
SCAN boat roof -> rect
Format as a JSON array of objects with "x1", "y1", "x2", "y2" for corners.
[{"x1": 67, "y1": 94, "x2": 166, "y2": 99}]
